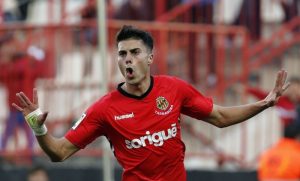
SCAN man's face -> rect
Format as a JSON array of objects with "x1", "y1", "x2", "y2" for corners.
[{"x1": 117, "y1": 39, "x2": 153, "y2": 85}]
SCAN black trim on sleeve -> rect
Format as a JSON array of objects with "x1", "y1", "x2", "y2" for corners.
[{"x1": 117, "y1": 76, "x2": 154, "y2": 100}]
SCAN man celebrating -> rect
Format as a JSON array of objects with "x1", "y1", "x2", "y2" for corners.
[{"x1": 13, "y1": 25, "x2": 289, "y2": 181}]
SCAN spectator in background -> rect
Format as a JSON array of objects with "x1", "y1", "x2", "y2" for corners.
[
  {"x1": 279, "y1": 0, "x2": 298, "y2": 23},
  {"x1": 0, "y1": 34, "x2": 44, "y2": 153},
  {"x1": 182, "y1": 0, "x2": 216, "y2": 24},
  {"x1": 0, "y1": 53, "x2": 34, "y2": 151},
  {"x1": 2, "y1": 0, "x2": 32, "y2": 23},
  {"x1": 114, "y1": 0, "x2": 154, "y2": 21},
  {"x1": 233, "y1": 0, "x2": 261, "y2": 40},
  {"x1": 80, "y1": 0, "x2": 98, "y2": 46},
  {"x1": 17, "y1": 0, "x2": 33, "y2": 21},
  {"x1": 258, "y1": 105, "x2": 300, "y2": 180},
  {"x1": 183, "y1": 0, "x2": 218, "y2": 83},
  {"x1": 80, "y1": 0, "x2": 96, "y2": 20},
  {"x1": 27, "y1": 166, "x2": 49, "y2": 181}
]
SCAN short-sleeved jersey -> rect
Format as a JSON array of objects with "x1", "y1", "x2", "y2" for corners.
[
  {"x1": 65, "y1": 75, "x2": 213, "y2": 181},
  {"x1": 258, "y1": 138, "x2": 300, "y2": 180}
]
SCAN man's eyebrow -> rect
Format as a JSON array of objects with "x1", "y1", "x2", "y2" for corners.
[
  {"x1": 118, "y1": 48, "x2": 140, "y2": 53},
  {"x1": 129, "y1": 48, "x2": 140, "y2": 52},
  {"x1": 118, "y1": 50, "x2": 126, "y2": 54}
]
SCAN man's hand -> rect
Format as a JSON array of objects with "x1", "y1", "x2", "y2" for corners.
[
  {"x1": 264, "y1": 70, "x2": 290, "y2": 107},
  {"x1": 12, "y1": 88, "x2": 48, "y2": 136}
]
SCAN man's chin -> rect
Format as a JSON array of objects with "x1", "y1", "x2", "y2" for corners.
[
  {"x1": 125, "y1": 77, "x2": 137, "y2": 84},
  {"x1": 125, "y1": 75, "x2": 147, "y2": 85}
]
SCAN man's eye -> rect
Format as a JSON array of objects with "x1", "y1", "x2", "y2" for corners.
[
  {"x1": 132, "y1": 51, "x2": 139, "y2": 55},
  {"x1": 119, "y1": 52, "x2": 126, "y2": 57}
]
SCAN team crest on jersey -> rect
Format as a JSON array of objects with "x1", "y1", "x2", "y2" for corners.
[
  {"x1": 156, "y1": 96, "x2": 169, "y2": 111},
  {"x1": 155, "y1": 96, "x2": 173, "y2": 116}
]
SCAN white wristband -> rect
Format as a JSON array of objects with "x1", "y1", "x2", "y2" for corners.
[
  {"x1": 25, "y1": 108, "x2": 48, "y2": 136},
  {"x1": 32, "y1": 124, "x2": 48, "y2": 136}
]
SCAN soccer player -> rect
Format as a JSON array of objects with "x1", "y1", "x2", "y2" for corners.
[{"x1": 13, "y1": 25, "x2": 290, "y2": 181}]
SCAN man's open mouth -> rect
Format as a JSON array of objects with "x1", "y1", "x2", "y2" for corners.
[{"x1": 126, "y1": 67, "x2": 134, "y2": 77}]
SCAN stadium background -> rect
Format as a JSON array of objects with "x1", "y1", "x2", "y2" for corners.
[{"x1": 0, "y1": 0, "x2": 299, "y2": 180}]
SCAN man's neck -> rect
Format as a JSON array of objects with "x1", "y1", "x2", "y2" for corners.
[{"x1": 123, "y1": 76, "x2": 151, "y2": 97}]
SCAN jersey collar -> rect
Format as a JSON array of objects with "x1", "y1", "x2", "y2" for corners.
[{"x1": 117, "y1": 76, "x2": 154, "y2": 100}]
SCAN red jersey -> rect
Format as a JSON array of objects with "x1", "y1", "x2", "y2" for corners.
[
  {"x1": 65, "y1": 75, "x2": 213, "y2": 181},
  {"x1": 247, "y1": 88, "x2": 297, "y2": 126}
]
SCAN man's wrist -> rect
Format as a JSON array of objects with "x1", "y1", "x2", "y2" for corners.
[
  {"x1": 259, "y1": 99, "x2": 272, "y2": 109},
  {"x1": 32, "y1": 124, "x2": 48, "y2": 136},
  {"x1": 25, "y1": 108, "x2": 48, "y2": 136}
]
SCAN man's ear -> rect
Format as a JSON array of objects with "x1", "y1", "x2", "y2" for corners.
[{"x1": 148, "y1": 54, "x2": 153, "y2": 65}]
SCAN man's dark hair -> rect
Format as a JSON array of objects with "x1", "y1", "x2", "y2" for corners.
[{"x1": 116, "y1": 25, "x2": 154, "y2": 51}]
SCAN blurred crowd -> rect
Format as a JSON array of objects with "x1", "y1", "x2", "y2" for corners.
[{"x1": 2, "y1": 0, "x2": 299, "y2": 39}]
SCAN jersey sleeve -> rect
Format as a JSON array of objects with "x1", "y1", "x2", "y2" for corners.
[
  {"x1": 65, "y1": 100, "x2": 108, "y2": 149},
  {"x1": 176, "y1": 78, "x2": 213, "y2": 120}
]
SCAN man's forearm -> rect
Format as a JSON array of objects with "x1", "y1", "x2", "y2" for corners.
[
  {"x1": 36, "y1": 134, "x2": 78, "y2": 162},
  {"x1": 209, "y1": 100, "x2": 270, "y2": 128},
  {"x1": 225, "y1": 100, "x2": 269, "y2": 127}
]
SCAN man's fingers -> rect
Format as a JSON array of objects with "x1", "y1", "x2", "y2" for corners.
[
  {"x1": 19, "y1": 92, "x2": 32, "y2": 105},
  {"x1": 274, "y1": 70, "x2": 289, "y2": 97},
  {"x1": 16, "y1": 93, "x2": 29, "y2": 107},
  {"x1": 12, "y1": 103, "x2": 23, "y2": 112},
  {"x1": 282, "y1": 82, "x2": 290, "y2": 92},
  {"x1": 282, "y1": 70, "x2": 287, "y2": 84},
  {"x1": 33, "y1": 88, "x2": 39, "y2": 105},
  {"x1": 275, "y1": 70, "x2": 282, "y2": 88},
  {"x1": 275, "y1": 70, "x2": 288, "y2": 88},
  {"x1": 280, "y1": 70, "x2": 287, "y2": 88}
]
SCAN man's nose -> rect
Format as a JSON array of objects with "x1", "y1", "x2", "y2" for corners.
[
  {"x1": 125, "y1": 54, "x2": 132, "y2": 64},
  {"x1": 126, "y1": 59, "x2": 132, "y2": 64}
]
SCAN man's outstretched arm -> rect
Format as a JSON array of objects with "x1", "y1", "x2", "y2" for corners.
[
  {"x1": 204, "y1": 70, "x2": 290, "y2": 128},
  {"x1": 13, "y1": 89, "x2": 79, "y2": 162}
]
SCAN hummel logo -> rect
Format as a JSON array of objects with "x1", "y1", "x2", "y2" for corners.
[{"x1": 114, "y1": 112, "x2": 134, "y2": 120}]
